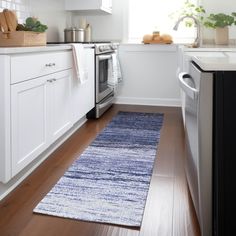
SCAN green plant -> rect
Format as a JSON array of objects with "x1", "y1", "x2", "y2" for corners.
[
  {"x1": 203, "y1": 13, "x2": 236, "y2": 28},
  {"x1": 16, "y1": 17, "x2": 48, "y2": 32},
  {"x1": 169, "y1": 1, "x2": 206, "y2": 27}
]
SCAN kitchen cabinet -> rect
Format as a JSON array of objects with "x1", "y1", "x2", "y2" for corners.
[
  {"x1": 0, "y1": 49, "x2": 73, "y2": 183},
  {"x1": 47, "y1": 70, "x2": 72, "y2": 143},
  {"x1": 65, "y1": 0, "x2": 112, "y2": 14},
  {"x1": 0, "y1": 45, "x2": 95, "y2": 200},
  {"x1": 11, "y1": 75, "x2": 48, "y2": 176},
  {"x1": 11, "y1": 70, "x2": 72, "y2": 177},
  {"x1": 71, "y1": 48, "x2": 95, "y2": 123}
]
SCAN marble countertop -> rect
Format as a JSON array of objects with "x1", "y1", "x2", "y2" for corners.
[
  {"x1": 180, "y1": 45, "x2": 236, "y2": 70},
  {"x1": 180, "y1": 44, "x2": 236, "y2": 52},
  {"x1": 192, "y1": 52, "x2": 236, "y2": 71}
]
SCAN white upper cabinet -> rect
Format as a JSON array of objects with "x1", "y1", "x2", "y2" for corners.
[{"x1": 65, "y1": 0, "x2": 112, "y2": 14}]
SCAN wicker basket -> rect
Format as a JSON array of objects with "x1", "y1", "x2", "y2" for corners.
[{"x1": 0, "y1": 31, "x2": 46, "y2": 47}]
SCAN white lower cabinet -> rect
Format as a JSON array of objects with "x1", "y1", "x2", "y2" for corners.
[
  {"x1": 11, "y1": 75, "x2": 48, "y2": 176},
  {"x1": 47, "y1": 70, "x2": 72, "y2": 143},
  {"x1": 11, "y1": 70, "x2": 73, "y2": 176},
  {"x1": 72, "y1": 48, "x2": 95, "y2": 123},
  {"x1": 0, "y1": 48, "x2": 95, "y2": 184}
]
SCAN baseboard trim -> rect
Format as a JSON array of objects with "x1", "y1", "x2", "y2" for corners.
[
  {"x1": 114, "y1": 97, "x2": 181, "y2": 107},
  {"x1": 0, "y1": 117, "x2": 87, "y2": 201}
]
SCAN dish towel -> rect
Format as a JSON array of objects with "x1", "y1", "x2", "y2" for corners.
[
  {"x1": 71, "y1": 44, "x2": 88, "y2": 84},
  {"x1": 108, "y1": 53, "x2": 122, "y2": 92}
]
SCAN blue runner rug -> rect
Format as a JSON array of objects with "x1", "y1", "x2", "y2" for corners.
[{"x1": 33, "y1": 111, "x2": 164, "y2": 227}]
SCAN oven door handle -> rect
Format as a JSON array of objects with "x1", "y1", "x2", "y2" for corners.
[
  {"x1": 98, "y1": 96, "x2": 114, "y2": 109},
  {"x1": 97, "y1": 55, "x2": 112, "y2": 61},
  {"x1": 178, "y1": 72, "x2": 199, "y2": 100}
]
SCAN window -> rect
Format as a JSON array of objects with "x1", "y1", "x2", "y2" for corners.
[
  {"x1": 0, "y1": 0, "x2": 30, "y2": 24},
  {"x1": 128, "y1": 0, "x2": 198, "y2": 43}
]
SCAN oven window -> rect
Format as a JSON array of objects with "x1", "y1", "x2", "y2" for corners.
[{"x1": 99, "y1": 59, "x2": 110, "y2": 93}]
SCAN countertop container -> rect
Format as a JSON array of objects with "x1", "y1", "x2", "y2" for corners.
[
  {"x1": 0, "y1": 31, "x2": 46, "y2": 47},
  {"x1": 64, "y1": 27, "x2": 84, "y2": 43}
]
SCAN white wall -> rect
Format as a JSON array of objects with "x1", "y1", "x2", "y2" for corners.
[
  {"x1": 116, "y1": 44, "x2": 180, "y2": 106},
  {"x1": 29, "y1": 0, "x2": 71, "y2": 42},
  {"x1": 70, "y1": 0, "x2": 236, "y2": 43},
  {"x1": 2, "y1": 0, "x2": 236, "y2": 43},
  {"x1": 72, "y1": 0, "x2": 128, "y2": 42},
  {"x1": 0, "y1": 0, "x2": 30, "y2": 23},
  {"x1": 201, "y1": 0, "x2": 236, "y2": 40}
]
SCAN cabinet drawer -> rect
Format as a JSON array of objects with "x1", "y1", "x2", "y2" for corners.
[{"x1": 10, "y1": 51, "x2": 73, "y2": 84}]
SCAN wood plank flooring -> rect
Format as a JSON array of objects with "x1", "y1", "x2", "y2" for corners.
[{"x1": 0, "y1": 105, "x2": 200, "y2": 236}]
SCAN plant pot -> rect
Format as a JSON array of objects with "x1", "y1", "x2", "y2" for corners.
[{"x1": 215, "y1": 26, "x2": 229, "y2": 45}]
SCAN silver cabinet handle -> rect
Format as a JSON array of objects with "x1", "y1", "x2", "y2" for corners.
[{"x1": 45, "y1": 63, "x2": 56, "y2": 67}]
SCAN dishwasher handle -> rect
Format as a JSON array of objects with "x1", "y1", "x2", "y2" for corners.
[{"x1": 178, "y1": 72, "x2": 199, "y2": 100}]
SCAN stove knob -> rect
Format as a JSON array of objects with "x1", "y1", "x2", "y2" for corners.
[
  {"x1": 110, "y1": 44, "x2": 118, "y2": 50},
  {"x1": 99, "y1": 45, "x2": 105, "y2": 52}
]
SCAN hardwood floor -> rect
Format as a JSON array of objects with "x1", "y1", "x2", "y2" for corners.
[{"x1": 0, "y1": 105, "x2": 200, "y2": 236}]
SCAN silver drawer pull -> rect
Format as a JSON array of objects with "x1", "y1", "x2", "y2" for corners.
[
  {"x1": 47, "y1": 79, "x2": 56, "y2": 83},
  {"x1": 45, "y1": 63, "x2": 56, "y2": 67}
]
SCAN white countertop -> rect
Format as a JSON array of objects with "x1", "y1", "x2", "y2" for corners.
[
  {"x1": 0, "y1": 44, "x2": 95, "y2": 54},
  {"x1": 0, "y1": 45, "x2": 74, "y2": 54},
  {"x1": 181, "y1": 44, "x2": 236, "y2": 52},
  {"x1": 192, "y1": 52, "x2": 236, "y2": 71},
  {"x1": 180, "y1": 45, "x2": 236, "y2": 71},
  {"x1": 120, "y1": 43, "x2": 178, "y2": 52}
]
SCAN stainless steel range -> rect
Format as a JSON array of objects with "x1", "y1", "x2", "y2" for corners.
[{"x1": 87, "y1": 42, "x2": 119, "y2": 118}]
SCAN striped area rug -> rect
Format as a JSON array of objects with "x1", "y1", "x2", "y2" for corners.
[{"x1": 33, "y1": 111, "x2": 164, "y2": 227}]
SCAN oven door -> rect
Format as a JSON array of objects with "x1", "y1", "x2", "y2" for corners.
[{"x1": 96, "y1": 54, "x2": 114, "y2": 103}]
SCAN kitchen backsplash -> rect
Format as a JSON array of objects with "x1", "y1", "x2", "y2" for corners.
[{"x1": 0, "y1": 0, "x2": 30, "y2": 23}]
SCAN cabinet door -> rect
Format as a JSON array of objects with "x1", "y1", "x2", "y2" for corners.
[
  {"x1": 11, "y1": 76, "x2": 48, "y2": 177},
  {"x1": 48, "y1": 70, "x2": 73, "y2": 143},
  {"x1": 65, "y1": 0, "x2": 112, "y2": 14},
  {"x1": 72, "y1": 49, "x2": 95, "y2": 123},
  {"x1": 102, "y1": 0, "x2": 112, "y2": 10}
]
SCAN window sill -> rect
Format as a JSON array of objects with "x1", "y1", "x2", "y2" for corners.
[{"x1": 119, "y1": 43, "x2": 178, "y2": 52}]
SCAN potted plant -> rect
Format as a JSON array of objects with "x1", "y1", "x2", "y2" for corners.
[
  {"x1": 203, "y1": 13, "x2": 236, "y2": 44},
  {"x1": 170, "y1": 1, "x2": 206, "y2": 27}
]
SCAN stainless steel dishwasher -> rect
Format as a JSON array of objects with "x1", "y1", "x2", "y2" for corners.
[{"x1": 178, "y1": 62, "x2": 213, "y2": 236}]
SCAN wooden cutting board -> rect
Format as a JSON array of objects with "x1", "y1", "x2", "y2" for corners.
[
  {"x1": 0, "y1": 12, "x2": 8, "y2": 32},
  {"x1": 143, "y1": 40, "x2": 173, "y2": 44},
  {"x1": 3, "y1": 10, "x2": 17, "y2": 31}
]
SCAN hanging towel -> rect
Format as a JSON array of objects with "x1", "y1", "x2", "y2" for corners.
[
  {"x1": 108, "y1": 53, "x2": 122, "y2": 88},
  {"x1": 71, "y1": 44, "x2": 88, "y2": 84}
]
